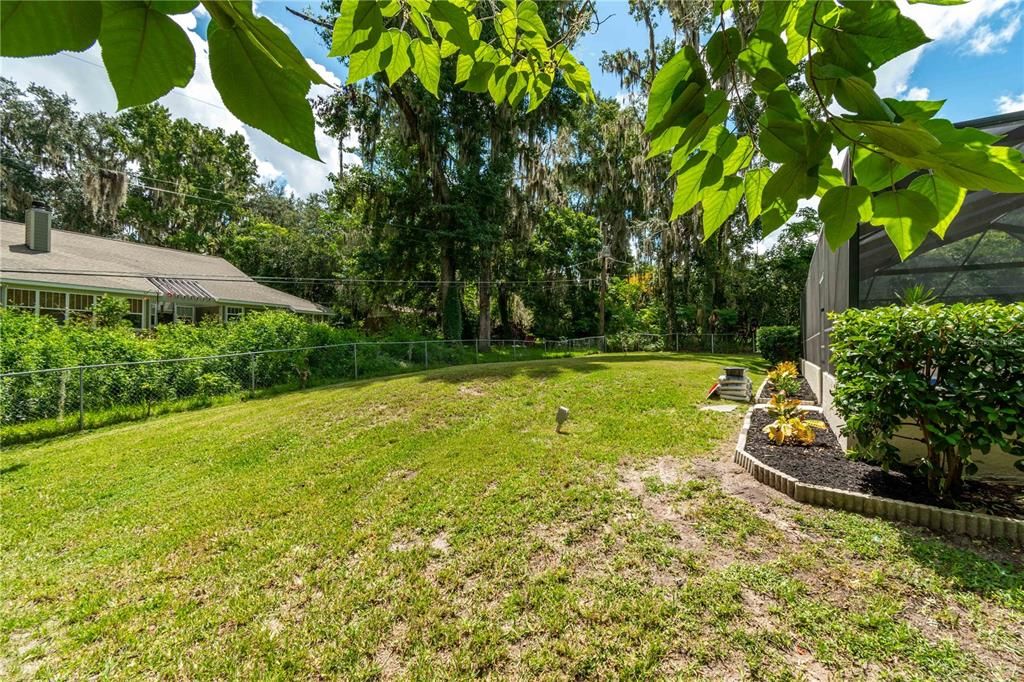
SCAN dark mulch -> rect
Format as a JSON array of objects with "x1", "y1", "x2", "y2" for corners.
[
  {"x1": 746, "y1": 408, "x2": 1024, "y2": 519},
  {"x1": 757, "y1": 375, "x2": 817, "y2": 403}
]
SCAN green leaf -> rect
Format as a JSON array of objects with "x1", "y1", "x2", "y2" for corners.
[
  {"x1": 526, "y1": 71, "x2": 553, "y2": 112},
  {"x1": 908, "y1": 0, "x2": 967, "y2": 5},
  {"x1": 762, "y1": 161, "x2": 817, "y2": 212},
  {"x1": 830, "y1": 3, "x2": 930, "y2": 68},
  {"x1": 384, "y1": 29, "x2": 412, "y2": 84},
  {"x1": 927, "y1": 145, "x2": 1024, "y2": 193},
  {"x1": 675, "y1": 90, "x2": 728, "y2": 157},
  {"x1": 427, "y1": 1, "x2": 478, "y2": 52},
  {"x1": 840, "y1": 119, "x2": 941, "y2": 158},
  {"x1": 150, "y1": 1, "x2": 199, "y2": 13},
  {"x1": 0, "y1": 0, "x2": 100, "y2": 57},
  {"x1": 98, "y1": 1, "x2": 195, "y2": 109},
  {"x1": 671, "y1": 151, "x2": 721, "y2": 219},
  {"x1": 701, "y1": 175, "x2": 744, "y2": 239},
  {"x1": 870, "y1": 189, "x2": 939, "y2": 260},
  {"x1": 722, "y1": 136, "x2": 754, "y2": 175},
  {"x1": 737, "y1": 29, "x2": 796, "y2": 79},
  {"x1": 884, "y1": 98, "x2": 945, "y2": 121},
  {"x1": 645, "y1": 46, "x2": 706, "y2": 135},
  {"x1": 705, "y1": 27, "x2": 741, "y2": 80},
  {"x1": 909, "y1": 174, "x2": 966, "y2": 238},
  {"x1": 207, "y1": 21, "x2": 319, "y2": 160},
  {"x1": 410, "y1": 37, "x2": 441, "y2": 96},
  {"x1": 330, "y1": 0, "x2": 383, "y2": 57},
  {"x1": 496, "y1": 6, "x2": 517, "y2": 51},
  {"x1": 347, "y1": 31, "x2": 392, "y2": 84},
  {"x1": 744, "y1": 167, "x2": 771, "y2": 224},
  {"x1": 214, "y1": 4, "x2": 326, "y2": 85},
  {"x1": 852, "y1": 147, "x2": 912, "y2": 191},
  {"x1": 516, "y1": 0, "x2": 549, "y2": 40},
  {"x1": 819, "y1": 185, "x2": 872, "y2": 250},
  {"x1": 833, "y1": 76, "x2": 894, "y2": 121}
]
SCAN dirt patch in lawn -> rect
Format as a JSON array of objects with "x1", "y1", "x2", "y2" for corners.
[{"x1": 746, "y1": 409, "x2": 1024, "y2": 518}]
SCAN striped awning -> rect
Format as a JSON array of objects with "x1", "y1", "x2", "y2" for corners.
[{"x1": 147, "y1": 277, "x2": 216, "y2": 302}]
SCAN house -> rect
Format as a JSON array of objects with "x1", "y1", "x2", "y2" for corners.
[
  {"x1": 0, "y1": 207, "x2": 328, "y2": 328},
  {"x1": 801, "y1": 110, "x2": 1024, "y2": 479}
]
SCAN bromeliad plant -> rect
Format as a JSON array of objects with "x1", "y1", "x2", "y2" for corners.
[{"x1": 763, "y1": 393, "x2": 826, "y2": 446}]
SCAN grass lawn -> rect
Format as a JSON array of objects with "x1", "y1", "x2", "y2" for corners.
[{"x1": 2, "y1": 354, "x2": 1022, "y2": 680}]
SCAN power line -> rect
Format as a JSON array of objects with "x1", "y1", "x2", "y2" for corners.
[{"x1": 0, "y1": 267, "x2": 601, "y2": 287}]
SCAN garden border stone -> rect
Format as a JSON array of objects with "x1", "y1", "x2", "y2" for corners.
[{"x1": 734, "y1": 405, "x2": 1024, "y2": 544}]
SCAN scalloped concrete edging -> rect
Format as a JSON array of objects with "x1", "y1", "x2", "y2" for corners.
[
  {"x1": 734, "y1": 405, "x2": 1024, "y2": 544},
  {"x1": 754, "y1": 378, "x2": 816, "y2": 406}
]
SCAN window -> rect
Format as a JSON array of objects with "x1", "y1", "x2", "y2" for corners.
[
  {"x1": 225, "y1": 306, "x2": 244, "y2": 322},
  {"x1": 125, "y1": 298, "x2": 143, "y2": 329},
  {"x1": 5, "y1": 288, "x2": 36, "y2": 311},
  {"x1": 68, "y1": 293, "x2": 94, "y2": 323},
  {"x1": 39, "y1": 291, "x2": 66, "y2": 323},
  {"x1": 175, "y1": 305, "x2": 194, "y2": 324}
]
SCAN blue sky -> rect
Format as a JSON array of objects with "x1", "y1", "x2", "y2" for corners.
[{"x1": 2, "y1": 0, "x2": 1022, "y2": 198}]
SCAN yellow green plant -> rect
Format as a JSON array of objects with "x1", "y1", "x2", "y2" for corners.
[{"x1": 764, "y1": 395, "x2": 826, "y2": 446}]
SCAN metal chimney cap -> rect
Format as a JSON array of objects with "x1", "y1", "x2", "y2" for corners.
[{"x1": 30, "y1": 200, "x2": 51, "y2": 210}]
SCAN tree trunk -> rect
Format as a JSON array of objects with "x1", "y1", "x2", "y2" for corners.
[
  {"x1": 663, "y1": 248, "x2": 676, "y2": 339},
  {"x1": 498, "y1": 283, "x2": 512, "y2": 338},
  {"x1": 478, "y1": 254, "x2": 492, "y2": 351},
  {"x1": 440, "y1": 243, "x2": 461, "y2": 339}
]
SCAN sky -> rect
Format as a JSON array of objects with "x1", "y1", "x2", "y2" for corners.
[{"x1": 1, "y1": 0, "x2": 1022, "y2": 201}]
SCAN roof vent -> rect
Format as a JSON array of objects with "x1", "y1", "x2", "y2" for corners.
[{"x1": 25, "y1": 202, "x2": 52, "y2": 252}]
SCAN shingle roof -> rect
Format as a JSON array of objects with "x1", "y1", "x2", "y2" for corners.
[{"x1": 0, "y1": 220, "x2": 325, "y2": 314}]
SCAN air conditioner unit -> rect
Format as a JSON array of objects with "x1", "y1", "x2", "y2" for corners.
[{"x1": 25, "y1": 204, "x2": 52, "y2": 252}]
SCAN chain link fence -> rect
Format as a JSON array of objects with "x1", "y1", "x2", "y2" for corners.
[
  {"x1": 606, "y1": 332, "x2": 756, "y2": 354},
  {"x1": 1, "y1": 336, "x2": 606, "y2": 441},
  {"x1": 1, "y1": 332, "x2": 760, "y2": 442}
]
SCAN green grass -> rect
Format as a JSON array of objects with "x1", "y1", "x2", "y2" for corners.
[{"x1": 2, "y1": 353, "x2": 1022, "y2": 680}]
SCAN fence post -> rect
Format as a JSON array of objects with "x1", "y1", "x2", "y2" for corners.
[
  {"x1": 78, "y1": 366, "x2": 84, "y2": 431},
  {"x1": 353, "y1": 344, "x2": 358, "y2": 379},
  {"x1": 711, "y1": 333, "x2": 716, "y2": 354},
  {"x1": 250, "y1": 354, "x2": 256, "y2": 392},
  {"x1": 475, "y1": 337, "x2": 479, "y2": 363},
  {"x1": 424, "y1": 341, "x2": 428, "y2": 370}
]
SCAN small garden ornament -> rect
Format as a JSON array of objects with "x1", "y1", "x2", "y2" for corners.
[{"x1": 556, "y1": 406, "x2": 570, "y2": 433}]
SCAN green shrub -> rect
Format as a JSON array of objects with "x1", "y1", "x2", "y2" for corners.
[
  {"x1": 756, "y1": 326, "x2": 800, "y2": 364},
  {"x1": 831, "y1": 302, "x2": 1024, "y2": 499}
]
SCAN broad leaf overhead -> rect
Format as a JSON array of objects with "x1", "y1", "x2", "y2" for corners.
[
  {"x1": 99, "y1": 1, "x2": 196, "y2": 109},
  {"x1": 0, "y1": 0, "x2": 594, "y2": 161},
  {"x1": 642, "y1": 0, "x2": 1024, "y2": 259}
]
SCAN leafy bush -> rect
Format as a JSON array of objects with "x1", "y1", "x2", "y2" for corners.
[
  {"x1": 92, "y1": 294, "x2": 131, "y2": 327},
  {"x1": 756, "y1": 326, "x2": 800, "y2": 364},
  {"x1": 831, "y1": 302, "x2": 1024, "y2": 498},
  {"x1": 762, "y1": 394, "x2": 826, "y2": 446}
]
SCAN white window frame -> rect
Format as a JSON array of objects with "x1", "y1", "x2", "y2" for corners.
[
  {"x1": 174, "y1": 304, "x2": 195, "y2": 324},
  {"x1": 224, "y1": 305, "x2": 244, "y2": 322}
]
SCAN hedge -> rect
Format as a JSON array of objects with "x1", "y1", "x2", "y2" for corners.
[
  {"x1": 830, "y1": 301, "x2": 1024, "y2": 499},
  {"x1": 755, "y1": 326, "x2": 800, "y2": 364}
]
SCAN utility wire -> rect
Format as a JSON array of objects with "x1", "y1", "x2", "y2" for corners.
[{"x1": 0, "y1": 268, "x2": 601, "y2": 287}]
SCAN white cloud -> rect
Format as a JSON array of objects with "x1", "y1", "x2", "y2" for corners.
[
  {"x1": 967, "y1": 14, "x2": 1022, "y2": 54},
  {"x1": 906, "y1": 86, "x2": 931, "y2": 100},
  {"x1": 875, "y1": 0, "x2": 1022, "y2": 99},
  {"x1": 0, "y1": 8, "x2": 350, "y2": 198},
  {"x1": 996, "y1": 92, "x2": 1024, "y2": 112}
]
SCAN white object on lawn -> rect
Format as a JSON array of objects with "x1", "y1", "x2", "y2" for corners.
[{"x1": 556, "y1": 406, "x2": 570, "y2": 432}]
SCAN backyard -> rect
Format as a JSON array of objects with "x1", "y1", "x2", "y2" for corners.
[{"x1": 2, "y1": 354, "x2": 1021, "y2": 680}]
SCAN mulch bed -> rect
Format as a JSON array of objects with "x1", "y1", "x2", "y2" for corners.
[
  {"x1": 757, "y1": 375, "x2": 816, "y2": 403},
  {"x1": 746, "y1": 408, "x2": 1024, "y2": 519}
]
